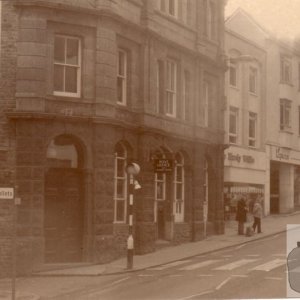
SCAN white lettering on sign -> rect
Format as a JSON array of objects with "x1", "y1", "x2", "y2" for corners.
[{"x1": 0, "y1": 188, "x2": 14, "y2": 199}]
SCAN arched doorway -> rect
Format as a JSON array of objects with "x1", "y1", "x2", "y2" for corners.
[{"x1": 44, "y1": 135, "x2": 84, "y2": 263}]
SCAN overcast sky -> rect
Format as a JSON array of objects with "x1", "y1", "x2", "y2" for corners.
[{"x1": 225, "y1": 0, "x2": 300, "y2": 40}]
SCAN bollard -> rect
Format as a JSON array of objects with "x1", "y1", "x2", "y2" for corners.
[{"x1": 127, "y1": 234, "x2": 134, "y2": 269}]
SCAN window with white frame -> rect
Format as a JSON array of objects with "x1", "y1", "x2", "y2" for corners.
[
  {"x1": 229, "y1": 107, "x2": 238, "y2": 144},
  {"x1": 206, "y1": 0, "x2": 217, "y2": 40},
  {"x1": 229, "y1": 62, "x2": 237, "y2": 87},
  {"x1": 203, "y1": 81, "x2": 209, "y2": 127},
  {"x1": 117, "y1": 49, "x2": 127, "y2": 105},
  {"x1": 174, "y1": 153, "x2": 184, "y2": 222},
  {"x1": 156, "y1": 60, "x2": 164, "y2": 114},
  {"x1": 54, "y1": 35, "x2": 81, "y2": 97},
  {"x1": 248, "y1": 112, "x2": 257, "y2": 147},
  {"x1": 160, "y1": 0, "x2": 178, "y2": 18},
  {"x1": 166, "y1": 60, "x2": 177, "y2": 117},
  {"x1": 114, "y1": 143, "x2": 127, "y2": 222},
  {"x1": 280, "y1": 55, "x2": 292, "y2": 84},
  {"x1": 298, "y1": 106, "x2": 300, "y2": 135},
  {"x1": 280, "y1": 98, "x2": 291, "y2": 130},
  {"x1": 183, "y1": 70, "x2": 190, "y2": 121},
  {"x1": 249, "y1": 67, "x2": 257, "y2": 94}
]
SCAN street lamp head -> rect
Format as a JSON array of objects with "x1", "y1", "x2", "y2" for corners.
[{"x1": 126, "y1": 162, "x2": 140, "y2": 176}]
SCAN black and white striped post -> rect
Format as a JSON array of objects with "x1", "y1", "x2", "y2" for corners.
[{"x1": 126, "y1": 162, "x2": 141, "y2": 270}]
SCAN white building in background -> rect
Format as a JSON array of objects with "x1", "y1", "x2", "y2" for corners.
[{"x1": 225, "y1": 8, "x2": 300, "y2": 215}]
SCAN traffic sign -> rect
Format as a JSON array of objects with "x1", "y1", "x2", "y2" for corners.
[{"x1": 0, "y1": 188, "x2": 14, "y2": 199}]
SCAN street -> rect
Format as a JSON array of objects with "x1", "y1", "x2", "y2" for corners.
[{"x1": 39, "y1": 232, "x2": 288, "y2": 300}]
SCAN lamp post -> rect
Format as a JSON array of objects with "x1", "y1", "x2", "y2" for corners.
[{"x1": 125, "y1": 162, "x2": 141, "y2": 270}]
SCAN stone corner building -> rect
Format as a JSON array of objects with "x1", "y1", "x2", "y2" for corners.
[{"x1": 0, "y1": 0, "x2": 226, "y2": 276}]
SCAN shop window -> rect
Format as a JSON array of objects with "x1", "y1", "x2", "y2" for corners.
[
  {"x1": 229, "y1": 62, "x2": 237, "y2": 87},
  {"x1": 280, "y1": 55, "x2": 292, "y2": 84},
  {"x1": 183, "y1": 70, "x2": 191, "y2": 121},
  {"x1": 249, "y1": 67, "x2": 257, "y2": 94},
  {"x1": 229, "y1": 107, "x2": 238, "y2": 144},
  {"x1": 166, "y1": 59, "x2": 177, "y2": 117},
  {"x1": 117, "y1": 49, "x2": 127, "y2": 105},
  {"x1": 280, "y1": 98, "x2": 291, "y2": 130},
  {"x1": 174, "y1": 153, "x2": 184, "y2": 223},
  {"x1": 54, "y1": 35, "x2": 81, "y2": 97},
  {"x1": 114, "y1": 143, "x2": 127, "y2": 223},
  {"x1": 248, "y1": 112, "x2": 257, "y2": 147}
]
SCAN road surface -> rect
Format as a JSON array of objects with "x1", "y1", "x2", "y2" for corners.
[{"x1": 47, "y1": 232, "x2": 291, "y2": 299}]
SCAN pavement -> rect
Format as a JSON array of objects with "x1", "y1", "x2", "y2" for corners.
[{"x1": 0, "y1": 211, "x2": 299, "y2": 299}]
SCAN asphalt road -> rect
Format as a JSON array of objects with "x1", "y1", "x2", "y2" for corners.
[{"x1": 49, "y1": 232, "x2": 291, "y2": 300}]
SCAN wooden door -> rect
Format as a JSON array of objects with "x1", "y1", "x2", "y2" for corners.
[{"x1": 45, "y1": 168, "x2": 83, "y2": 263}]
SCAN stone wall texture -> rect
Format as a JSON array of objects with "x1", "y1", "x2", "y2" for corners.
[{"x1": 0, "y1": 0, "x2": 226, "y2": 276}]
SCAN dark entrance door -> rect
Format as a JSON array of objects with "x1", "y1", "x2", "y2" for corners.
[
  {"x1": 45, "y1": 168, "x2": 83, "y2": 263},
  {"x1": 157, "y1": 201, "x2": 165, "y2": 239}
]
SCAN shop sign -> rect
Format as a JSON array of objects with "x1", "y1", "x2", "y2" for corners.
[
  {"x1": 154, "y1": 159, "x2": 174, "y2": 172},
  {"x1": 227, "y1": 152, "x2": 255, "y2": 164},
  {"x1": 275, "y1": 147, "x2": 289, "y2": 160},
  {"x1": 0, "y1": 187, "x2": 14, "y2": 200}
]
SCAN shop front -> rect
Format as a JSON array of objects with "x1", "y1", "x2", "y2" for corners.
[
  {"x1": 224, "y1": 147, "x2": 267, "y2": 218},
  {"x1": 268, "y1": 145, "x2": 300, "y2": 214}
]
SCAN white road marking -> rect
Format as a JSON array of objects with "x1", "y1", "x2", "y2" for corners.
[
  {"x1": 176, "y1": 290, "x2": 214, "y2": 300},
  {"x1": 265, "y1": 277, "x2": 283, "y2": 280},
  {"x1": 214, "y1": 259, "x2": 258, "y2": 271},
  {"x1": 216, "y1": 277, "x2": 232, "y2": 290},
  {"x1": 247, "y1": 254, "x2": 260, "y2": 257},
  {"x1": 222, "y1": 255, "x2": 233, "y2": 258},
  {"x1": 250, "y1": 259, "x2": 286, "y2": 272},
  {"x1": 231, "y1": 274, "x2": 248, "y2": 278},
  {"x1": 179, "y1": 260, "x2": 220, "y2": 271},
  {"x1": 138, "y1": 274, "x2": 154, "y2": 277},
  {"x1": 235, "y1": 244, "x2": 246, "y2": 249},
  {"x1": 196, "y1": 274, "x2": 214, "y2": 277},
  {"x1": 85, "y1": 276, "x2": 130, "y2": 297},
  {"x1": 169, "y1": 274, "x2": 183, "y2": 277},
  {"x1": 149, "y1": 260, "x2": 192, "y2": 271}
]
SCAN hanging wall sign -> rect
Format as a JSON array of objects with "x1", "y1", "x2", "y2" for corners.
[{"x1": 154, "y1": 159, "x2": 174, "y2": 172}]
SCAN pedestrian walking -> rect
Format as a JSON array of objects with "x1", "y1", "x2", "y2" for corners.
[
  {"x1": 235, "y1": 197, "x2": 247, "y2": 235},
  {"x1": 252, "y1": 196, "x2": 262, "y2": 233}
]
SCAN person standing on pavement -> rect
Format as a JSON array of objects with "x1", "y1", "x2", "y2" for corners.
[
  {"x1": 252, "y1": 196, "x2": 263, "y2": 233},
  {"x1": 235, "y1": 197, "x2": 247, "y2": 235}
]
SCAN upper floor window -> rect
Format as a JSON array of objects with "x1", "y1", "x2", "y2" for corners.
[
  {"x1": 229, "y1": 107, "x2": 238, "y2": 144},
  {"x1": 249, "y1": 67, "x2": 257, "y2": 94},
  {"x1": 298, "y1": 106, "x2": 300, "y2": 135},
  {"x1": 280, "y1": 98, "x2": 291, "y2": 130},
  {"x1": 174, "y1": 153, "x2": 184, "y2": 223},
  {"x1": 248, "y1": 112, "x2": 257, "y2": 147},
  {"x1": 298, "y1": 63, "x2": 300, "y2": 91},
  {"x1": 229, "y1": 62, "x2": 237, "y2": 87},
  {"x1": 183, "y1": 70, "x2": 191, "y2": 121},
  {"x1": 203, "y1": 81, "x2": 209, "y2": 127},
  {"x1": 280, "y1": 55, "x2": 292, "y2": 84},
  {"x1": 54, "y1": 35, "x2": 81, "y2": 97},
  {"x1": 160, "y1": 0, "x2": 178, "y2": 18},
  {"x1": 166, "y1": 60, "x2": 177, "y2": 117},
  {"x1": 206, "y1": 0, "x2": 218, "y2": 40},
  {"x1": 114, "y1": 143, "x2": 128, "y2": 223},
  {"x1": 117, "y1": 49, "x2": 127, "y2": 105},
  {"x1": 156, "y1": 60, "x2": 164, "y2": 114}
]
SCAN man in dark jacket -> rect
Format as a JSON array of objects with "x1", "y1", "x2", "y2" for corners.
[{"x1": 236, "y1": 197, "x2": 247, "y2": 235}]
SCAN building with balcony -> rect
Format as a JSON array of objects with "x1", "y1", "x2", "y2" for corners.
[
  {"x1": 225, "y1": 8, "x2": 300, "y2": 216},
  {"x1": 0, "y1": 0, "x2": 227, "y2": 276}
]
